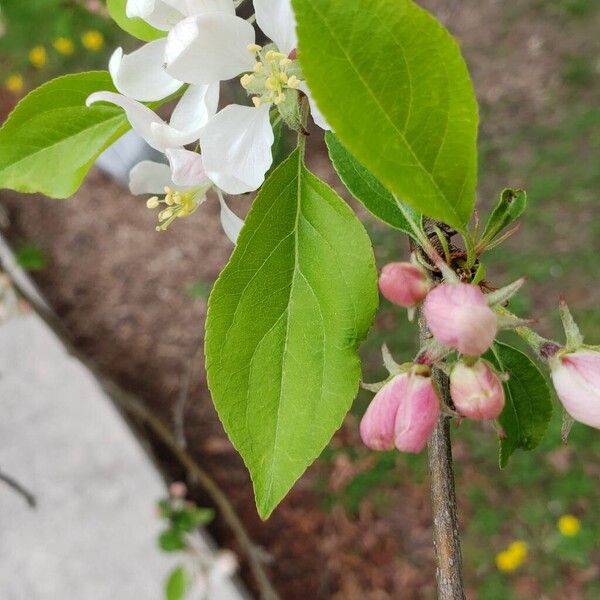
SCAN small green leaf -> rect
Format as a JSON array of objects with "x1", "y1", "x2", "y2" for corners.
[
  {"x1": 294, "y1": 0, "x2": 479, "y2": 231},
  {"x1": 325, "y1": 132, "x2": 420, "y2": 237},
  {"x1": 480, "y1": 189, "x2": 527, "y2": 245},
  {"x1": 205, "y1": 148, "x2": 378, "y2": 519},
  {"x1": 107, "y1": 0, "x2": 165, "y2": 42},
  {"x1": 486, "y1": 342, "x2": 553, "y2": 467},
  {"x1": 158, "y1": 529, "x2": 186, "y2": 553},
  {"x1": 165, "y1": 566, "x2": 189, "y2": 600},
  {"x1": 0, "y1": 72, "x2": 130, "y2": 198},
  {"x1": 15, "y1": 243, "x2": 47, "y2": 272}
]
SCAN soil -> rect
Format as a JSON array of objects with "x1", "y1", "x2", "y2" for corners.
[{"x1": 0, "y1": 1, "x2": 596, "y2": 598}]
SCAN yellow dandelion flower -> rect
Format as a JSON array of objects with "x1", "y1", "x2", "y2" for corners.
[
  {"x1": 558, "y1": 514, "x2": 581, "y2": 537},
  {"x1": 81, "y1": 30, "x2": 104, "y2": 52},
  {"x1": 53, "y1": 37, "x2": 75, "y2": 56},
  {"x1": 29, "y1": 46, "x2": 48, "y2": 69},
  {"x1": 495, "y1": 540, "x2": 528, "y2": 573},
  {"x1": 4, "y1": 74, "x2": 24, "y2": 94}
]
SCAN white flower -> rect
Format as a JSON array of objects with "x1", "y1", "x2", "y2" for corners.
[
  {"x1": 112, "y1": 0, "x2": 235, "y2": 101},
  {"x1": 129, "y1": 151, "x2": 244, "y2": 242},
  {"x1": 164, "y1": 0, "x2": 331, "y2": 195},
  {"x1": 86, "y1": 83, "x2": 219, "y2": 152}
]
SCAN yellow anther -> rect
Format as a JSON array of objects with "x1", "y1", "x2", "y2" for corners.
[
  {"x1": 159, "y1": 208, "x2": 174, "y2": 220},
  {"x1": 146, "y1": 197, "x2": 160, "y2": 209},
  {"x1": 265, "y1": 50, "x2": 286, "y2": 62},
  {"x1": 252, "y1": 96, "x2": 263, "y2": 107},
  {"x1": 265, "y1": 75, "x2": 279, "y2": 91},
  {"x1": 253, "y1": 62, "x2": 264, "y2": 73},
  {"x1": 287, "y1": 75, "x2": 301, "y2": 89},
  {"x1": 247, "y1": 44, "x2": 262, "y2": 54},
  {"x1": 279, "y1": 58, "x2": 292, "y2": 68},
  {"x1": 279, "y1": 73, "x2": 289, "y2": 84},
  {"x1": 274, "y1": 92, "x2": 286, "y2": 105},
  {"x1": 240, "y1": 73, "x2": 255, "y2": 88}
]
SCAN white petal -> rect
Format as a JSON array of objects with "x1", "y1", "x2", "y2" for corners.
[
  {"x1": 163, "y1": 0, "x2": 235, "y2": 16},
  {"x1": 129, "y1": 160, "x2": 173, "y2": 195},
  {"x1": 165, "y1": 14, "x2": 255, "y2": 84},
  {"x1": 218, "y1": 192, "x2": 244, "y2": 244},
  {"x1": 170, "y1": 82, "x2": 219, "y2": 132},
  {"x1": 299, "y1": 82, "x2": 332, "y2": 131},
  {"x1": 166, "y1": 148, "x2": 209, "y2": 187},
  {"x1": 200, "y1": 104, "x2": 274, "y2": 194},
  {"x1": 109, "y1": 41, "x2": 183, "y2": 102},
  {"x1": 253, "y1": 0, "x2": 297, "y2": 55},
  {"x1": 86, "y1": 91, "x2": 167, "y2": 151},
  {"x1": 126, "y1": 0, "x2": 183, "y2": 30}
]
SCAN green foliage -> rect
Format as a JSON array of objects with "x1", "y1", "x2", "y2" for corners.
[
  {"x1": 15, "y1": 242, "x2": 47, "y2": 271},
  {"x1": 480, "y1": 189, "x2": 527, "y2": 246},
  {"x1": 165, "y1": 566, "x2": 189, "y2": 600},
  {"x1": 205, "y1": 149, "x2": 378, "y2": 519},
  {"x1": 293, "y1": 0, "x2": 479, "y2": 231},
  {"x1": 325, "y1": 132, "x2": 419, "y2": 237},
  {"x1": 159, "y1": 529, "x2": 187, "y2": 553},
  {"x1": 107, "y1": 0, "x2": 165, "y2": 42},
  {"x1": 0, "y1": 71, "x2": 130, "y2": 198},
  {"x1": 486, "y1": 342, "x2": 553, "y2": 467}
]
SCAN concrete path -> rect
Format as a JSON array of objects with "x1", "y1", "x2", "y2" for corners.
[{"x1": 0, "y1": 293, "x2": 245, "y2": 599}]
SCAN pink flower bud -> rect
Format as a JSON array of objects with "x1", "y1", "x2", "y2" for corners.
[
  {"x1": 450, "y1": 359, "x2": 505, "y2": 420},
  {"x1": 169, "y1": 481, "x2": 188, "y2": 498},
  {"x1": 360, "y1": 375, "x2": 404, "y2": 451},
  {"x1": 423, "y1": 283, "x2": 498, "y2": 356},
  {"x1": 394, "y1": 372, "x2": 440, "y2": 453},
  {"x1": 551, "y1": 350, "x2": 600, "y2": 428},
  {"x1": 379, "y1": 262, "x2": 430, "y2": 307},
  {"x1": 360, "y1": 371, "x2": 440, "y2": 453}
]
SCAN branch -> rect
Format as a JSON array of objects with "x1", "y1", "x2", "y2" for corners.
[
  {"x1": 0, "y1": 468, "x2": 37, "y2": 508},
  {"x1": 427, "y1": 370, "x2": 465, "y2": 600},
  {"x1": 413, "y1": 228, "x2": 465, "y2": 600},
  {"x1": 3, "y1": 265, "x2": 279, "y2": 600}
]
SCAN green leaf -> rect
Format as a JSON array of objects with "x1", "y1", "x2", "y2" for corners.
[
  {"x1": 325, "y1": 132, "x2": 420, "y2": 237},
  {"x1": 480, "y1": 189, "x2": 527, "y2": 245},
  {"x1": 486, "y1": 342, "x2": 553, "y2": 467},
  {"x1": 0, "y1": 72, "x2": 130, "y2": 198},
  {"x1": 165, "y1": 566, "x2": 189, "y2": 600},
  {"x1": 293, "y1": 0, "x2": 479, "y2": 231},
  {"x1": 158, "y1": 529, "x2": 186, "y2": 553},
  {"x1": 205, "y1": 148, "x2": 378, "y2": 519},
  {"x1": 107, "y1": 0, "x2": 165, "y2": 42}
]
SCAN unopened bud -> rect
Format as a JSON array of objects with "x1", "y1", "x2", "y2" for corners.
[
  {"x1": 423, "y1": 283, "x2": 498, "y2": 356},
  {"x1": 169, "y1": 481, "x2": 187, "y2": 498},
  {"x1": 379, "y1": 262, "x2": 430, "y2": 308},
  {"x1": 450, "y1": 359, "x2": 505, "y2": 420},
  {"x1": 551, "y1": 350, "x2": 600, "y2": 429},
  {"x1": 360, "y1": 370, "x2": 440, "y2": 453}
]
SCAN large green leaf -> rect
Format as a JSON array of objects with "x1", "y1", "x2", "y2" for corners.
[
  {"x1": 0, "y1": 72, "x2": 130, "y2": 198},
  {"x1": 107, "y1": 0, "x2": 165, "y2": 42},
  {"x1": 293, "y1": 0, "x2": 479, "y2": 231},
  {"x1": 486, "y1": 342, "x2": 553, "y2": 467},
  {"x1": 205, "y1": 148, "x2": 378, "y2": 519},
  {"x1": 325, "y1": 131, "x2": 419, "y2": 237}
]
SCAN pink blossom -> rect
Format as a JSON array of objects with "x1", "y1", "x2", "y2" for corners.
[
  {"x1": 450, "y1": 360, "x2": 505, "y2": 420},
  {"x1": 423, "y1": 283, "x2": 498, "y2": 356},
  {"x1": 551, "y1": 350, "x2": 600, "y2": 428},
  {"x1": 379, "y1": 262, "x2": 430, "y2": 308}
]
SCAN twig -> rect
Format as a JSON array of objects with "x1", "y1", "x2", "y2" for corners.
[
  {"x1": 0, "y1": 468, "x2": 37, "y2": 508},
  {"x1": 413, "y1": 230, "x2": 465, "y2": 600},
  {"x1": 427, "y1": 370, "x2": 465, "y2": 600},
  {"x1": 3, "y1": 267, "x2": 280, "y2": 600}
]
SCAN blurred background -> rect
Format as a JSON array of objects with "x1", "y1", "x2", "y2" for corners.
[{"x1": 0, "y1": 0, "x2": 599, "y2": 598}]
